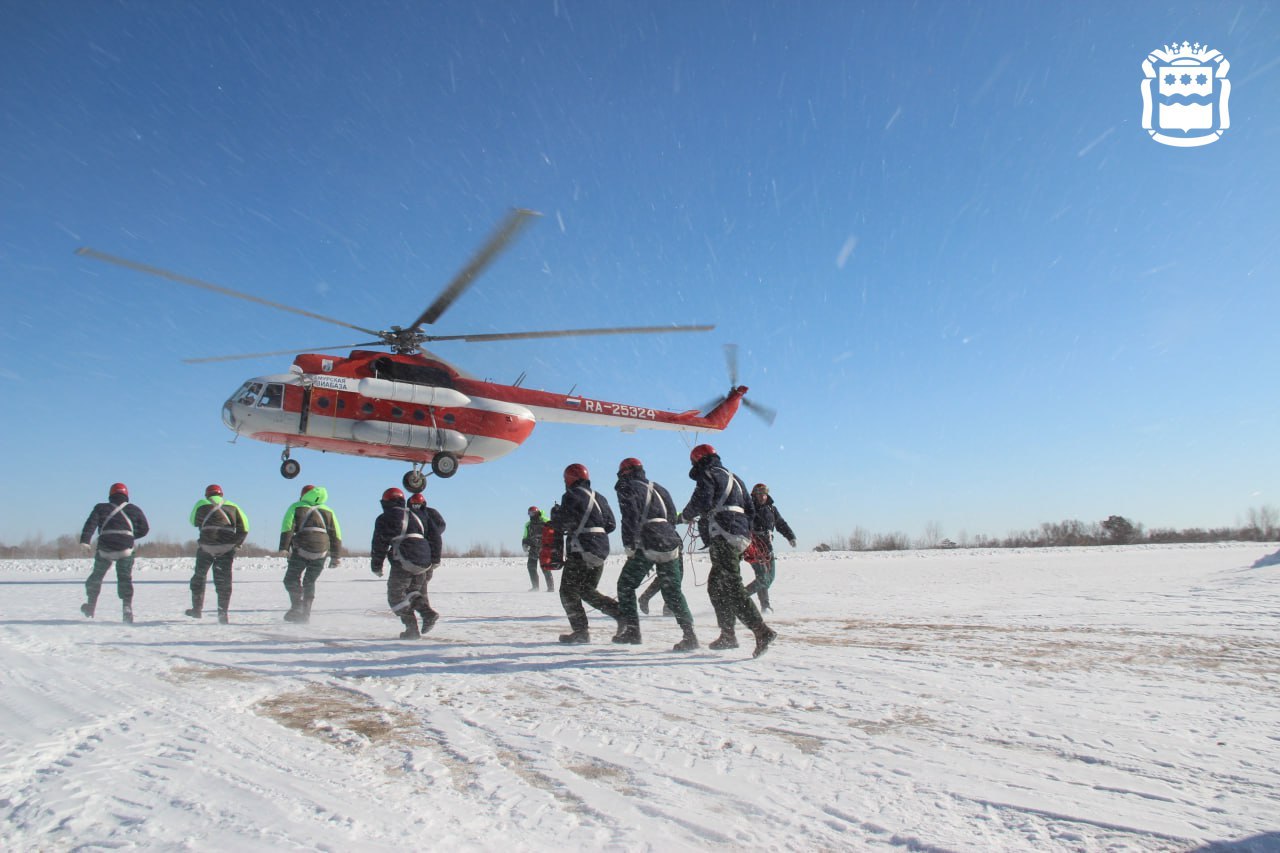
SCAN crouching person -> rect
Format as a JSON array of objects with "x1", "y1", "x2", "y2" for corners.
[{"x1": 370, "y1": 487, "x2": 436, "y2": 639}]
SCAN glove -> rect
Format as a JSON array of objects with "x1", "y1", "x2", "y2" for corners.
[
  {"x1": 329, "y1": 556, "x2": 341, "y2": 568},
  {"x1": 625, "y1": 547, "x2": 635, "y2": 558},
  {"x1": 522, "y1": 544, "x2": 530, "y2": 554},
  {"x1": 788, "y1": 538, "x2": 797, "y2": 548},
  {"x1": 429, "y1": 563, "x2": 440, "y2": 572},
  {"x1": 279, "y1": 549, "x2": 289, "y2": 557},
  {"x1": 371, "y1": 565, "x2": 383, "y2": 577},
  {"x1": 80, "y1": 542, "x2": 92, "y2": 553}
]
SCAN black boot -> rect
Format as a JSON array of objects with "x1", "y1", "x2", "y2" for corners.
[
  {"x1": 399, "y1": 613, "x2": 421, "y2": 639},
  {"x1": 122, "y1": 603, "x2": 134, "y2": 624},
  {"x1": 80, "y1": 602, "x2": 95, "y2": 618},
  {"x1": 217, "y1": 609, "x2": 229, "y2": 624},
  {"x1": 185, "y1": 608, "x2": 202, "y2": 619},
  {"x1": 302, "y1": 596, "x2": 314, "y2": 622},
  {"x1": 672, "y1": 626, "x2": 699, "y2": 652},
  {"x1": 558, "y1": 630, "x2": 590, "y2": 644},
  {"x1": 752, "y1": 626, "x2": 777, "y2": 659},
  {"x1": 612, "y1": 625, "x2": 642, "y2": 645},
  {"x1": 638, "y1": 596, "x2": 650, "y2": 615},
  {"x1": 186, "y1": 591, "x2": 203, "y2": 619},
  {"x1": 418, "y1": 608, "x2": 438, "y2": 635},
  {"x1": 708, "y1": 631, "x2": 738, "y2": 650}
]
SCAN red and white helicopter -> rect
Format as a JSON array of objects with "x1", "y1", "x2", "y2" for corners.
[{"x1": 76, "y1": 209, "x2": 774, "y2": 492}]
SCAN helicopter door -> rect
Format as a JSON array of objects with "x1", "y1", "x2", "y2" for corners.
[{"x1": 298, "y1": 385, "x2": 312, "y2": 434}]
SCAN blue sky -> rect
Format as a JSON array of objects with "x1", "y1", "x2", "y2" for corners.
[{"x1": 3, "y1": 1, "x2": 1278, "y2": 552}]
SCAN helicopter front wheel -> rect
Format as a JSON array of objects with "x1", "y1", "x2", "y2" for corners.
[
  {"x1": 431, "y1": 453, "x2": 459, "y2": 479},
  {"x1": 280, "y1": 449, "x2": 301, "y2": 479},
  {"x1": 402, "y1": 467, "x2": 427, "y2": 494}
]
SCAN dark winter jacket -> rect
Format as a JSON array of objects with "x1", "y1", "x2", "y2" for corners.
[
  {"x1": 680, "y1": 453, "x2": 754, "y2": 549},
  {"x1": 550, "y1": 478, "x2": 615, "y2": 566},
  {"x1": 279, "y1": 487, "x2": 343, "y2": 559},
  {"x1": 80, "y1": 493, "x2": 150, "y2": 557},
  {"x1": 615, "y1": 467, "x2": 682, "y2": 561},
  {"x1": 372, "y1": 497, "x2": 433, "y2": 573},
  {"x1": 411, "y1": 503, "x2": 446, "y2": 566},
  {"x1": 190, "y1": 496, "x2": 249, "y2": 556},
  {"x1": 751, "y1": 496, "x2": 795, "y2": 542}
]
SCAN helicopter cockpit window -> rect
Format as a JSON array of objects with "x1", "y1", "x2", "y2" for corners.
[
  {"x1": 257, "y1": 384, "x2": 284, "y2": 409},
  {"x1": 237, "y1": 383, "x2": 263, "y2": 406}
]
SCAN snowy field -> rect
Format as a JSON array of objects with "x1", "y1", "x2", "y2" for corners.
[{"x1": 2, "y1": 543, "x2": 1279, "y2": 852}]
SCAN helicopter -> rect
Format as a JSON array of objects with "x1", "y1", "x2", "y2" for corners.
[{"x1": 76, "y1": 209, "x2": 775, "y2": 493}]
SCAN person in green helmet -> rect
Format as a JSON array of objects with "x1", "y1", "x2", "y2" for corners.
[{"x1": 278, "y1": 484, "x2": 343, "y2": 623}]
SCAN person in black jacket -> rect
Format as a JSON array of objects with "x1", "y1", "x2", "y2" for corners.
[
  {"x1": 614, "y1": 457, "x2": 698, "y2": 651},
  {"x1": 408, "y1": 491, "x2": 446, "y2": 633},
  {"x1": 370, "y1": 487, "x2": 436, "y2": 639},
  {"x1": 549, "y1": 463, "x2": 623, "y2": 644},
  {"x1": 742, "y1": 483, "x2": 796, "y2": 613},
  {"x1": 678, "y1": 444, "x2": 776, "y2": 657},
  {"x1": 79, "y1": 482, "x2": 150, "y2": 623}
]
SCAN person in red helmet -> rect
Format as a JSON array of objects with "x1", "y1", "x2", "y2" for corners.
[
  {"x1": 407, "y1": 491, "x2": 446, "y2": 633},
  {"x1": 371, "y1": 487, "x2": 436, "y2": 639},
  {"x1": 79, "y1": 483, "x2": 150, "y2": 623},
  {"x1": 185, "y1": 484, "x2": 250, "y2": 623},
  {"x1": 678, "y1": 445, "x2": 776, "y2": 658},
  {"x1": 521, "y1": 505, "x2": 554, "y2": 592},
  {"x1": 614, "y1": 457, "x2": 699, "y2": 651},
  {"x1": 549, "y1": 463, "x2": 623, "y2": 644},
  {"x1": 279, "y1": 484, "x2": 343, "y2": 624}
]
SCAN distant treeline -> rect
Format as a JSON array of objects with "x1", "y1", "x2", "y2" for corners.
[
  {"x1": 822, "y1": 507, "x2": 1280, "y2": 551},
  {"x1": 0, "y1": 536, "x2": 518, "y2": 561}
]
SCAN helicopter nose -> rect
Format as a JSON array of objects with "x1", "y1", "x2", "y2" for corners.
[{"x1": 222, "y1": 400, "x2": 238, "y2": 430}]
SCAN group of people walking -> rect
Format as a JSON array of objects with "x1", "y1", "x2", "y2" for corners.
[
  {"x1": 533, "y1": 444, "x2": 795, "y2": 659},
  {"x1": 77, "y1": 446, "x2": 793, "y2": 659}
]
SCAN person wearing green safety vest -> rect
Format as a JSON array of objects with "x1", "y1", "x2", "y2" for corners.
[
  {"x1": 186, "y1": 484, "x2": 249, "y2": 624},
  {"x1": 278, "y1": 484, "x2": 343, "y2": 624}
]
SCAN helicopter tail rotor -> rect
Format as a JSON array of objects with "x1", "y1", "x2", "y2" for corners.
[{"x1": 700, "y1": 344, "x2": 777, "y2": 425}]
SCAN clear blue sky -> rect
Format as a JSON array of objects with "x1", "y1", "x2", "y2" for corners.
[{"x1": 3, "y1": 1, "x2": 1278, "y2": 552}]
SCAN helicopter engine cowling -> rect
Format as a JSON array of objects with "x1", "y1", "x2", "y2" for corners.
[
  {"x1": 351, "y1": 420, "x2": 470, "y2": 453},
  {"x1": 356, "y1": 378, "x2": 470, "y2": 408}
]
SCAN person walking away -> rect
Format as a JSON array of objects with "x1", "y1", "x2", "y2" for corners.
[
  {"x1": 79, "y1": 482, "x2": 150, "y2": 623},
  {"x1": 408, "y1": 491, "x2": 445, "y2": 633},
  {"x1": 522, "y1": 506, "x2": 555, "y2": 591},
  {"x1": 370, "y1": 488, "x2": 436, "y2": 639},
  {"x1": 614, "y1": 457, "x2": 698, "y2": 651},
  {"x1": 549, "y1": 463, "x2": 623, "y2": 644},
  {"x1": 742, "y1": 483, "x2": 796, "y2": 613},
  {"x1": 279, "y1": 484, "x2": 342, "y2": 623},
  {"x1": 678, "y1": 444, "x2": 776, "y2": 657},
  {"x1": 186, "y1": 484, "x2": 249, "y2": 624}
]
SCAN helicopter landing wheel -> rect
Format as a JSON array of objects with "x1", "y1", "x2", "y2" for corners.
[
  {"x1": 280, "y1": 450, "x2": 301, "y2": 480},
  {"x1": 431, "y1": 453, "x2": 459, "y2": 479},
  {"x1": 402, "y1": 468, "x2": 427, "y2": 494}
]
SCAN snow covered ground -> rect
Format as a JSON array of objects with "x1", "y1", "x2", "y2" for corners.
[{"x1": 2, "y1": 543, "x2": 1278, "y2": 851}]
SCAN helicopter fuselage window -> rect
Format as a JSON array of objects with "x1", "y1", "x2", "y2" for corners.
[
  {"x1": 257, "y1": 384, "x2": 284, "y2": 409},
  {"x1": 238, "y1": 383, "x2": 263, "y2": 406}
]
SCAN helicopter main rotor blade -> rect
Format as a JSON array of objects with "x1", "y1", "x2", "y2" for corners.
[
  {"x1": 422, "y1": 324, "x2": 714, "y2": 343},
  {"x1": 75, "y1": 248, "x2": 384, "y2": 339},
  {"x1": 723, "y1": 343, "x2": 740, "y2": 387},
  {"x1": 411, "y1": 208, "x2": 542, "y2": 329},
  {"x1": 182, "y1": 342, "x2": 384, "y2": 364}
]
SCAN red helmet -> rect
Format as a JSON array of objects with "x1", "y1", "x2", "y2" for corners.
[
  {"x1": 409, "y1": 493, "x2": 427, "y2": 506},
  {"x1": 381, "y1": 487, "x2": 405, "y2": 503},
  {"x1": 617, "y1": 457, "x2": 643, "y2": 477},
  {"x1": 528, "y1": 505, "x2": 540, "y2": 515},
  {"x1": 690, "y1": 444, "x2": 717, "y2": 464},
  {"x1": 109, "y1": 482, "x2": 129, "y2": 498},
  {"x1": 563, "y1": 463, "x2": 589, "y2": 487},
  {"x1": 205, "y1": 484, "x2": 223, "y2": 497},
  {"x1": 301, "y1": 484, "x2": 316, "y2": 497}
]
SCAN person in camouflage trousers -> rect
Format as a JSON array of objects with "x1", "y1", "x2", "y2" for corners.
[{"x1": 279, "y1": 484, "x2": 342, "y2": 624}]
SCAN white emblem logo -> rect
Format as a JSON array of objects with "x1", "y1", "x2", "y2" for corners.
[
  {"x1": 1141, "y1": 41, "x2": 1231, "y2": 147},
  {"x1": 321, "y1": 358, "x2": 334, "y2": 372}
]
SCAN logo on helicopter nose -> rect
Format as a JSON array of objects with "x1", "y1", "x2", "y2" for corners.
[{"x1": 1141, "y1": 41, "x2": 1231, "y2": 147}]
